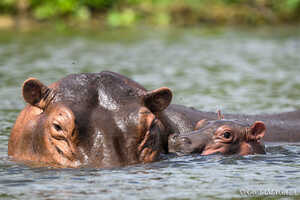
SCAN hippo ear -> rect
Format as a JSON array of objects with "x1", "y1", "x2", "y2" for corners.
[
  {"x1": 195, "y1": 119, "x2": 207, "y2": 130},
  {"x1": 144, "y1": 87, "x2": 172, "y2": 112},
  {"x1": 22, "y1": 78, "x2": 50, "y2": 109},
  {"x1": 250, "y1": 121, "x2": 266, "y2": 140}
]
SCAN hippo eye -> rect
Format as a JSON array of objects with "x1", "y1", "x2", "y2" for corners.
[
  {"x1": 53, "y1": 123, "x2": 63, "y2": 132},
  {"x1": 223, "y1": 132, "x2": 231, "y2": 139}
]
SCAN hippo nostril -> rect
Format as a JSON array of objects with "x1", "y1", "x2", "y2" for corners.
[{"x1": 180, "y1": 137, "x2": 192, "y2": 145}]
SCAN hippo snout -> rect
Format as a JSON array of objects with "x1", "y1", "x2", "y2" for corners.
[
  {"x1": 168, "y1": 133, "x2": 207, "y2": 155},
  {"x1": 168, "y1": 133, "x2": 182, "y2": 154},
  {"x1": 179, "y1": 137, "x2": 192, "y2": 145},
  {"x1": 169, "y1": 134, "x2": 191, "y2": 145}
]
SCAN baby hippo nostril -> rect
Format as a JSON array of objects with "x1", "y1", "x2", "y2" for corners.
[
  {"x1": 168, "y1": 134, "x2": 179, "y2": 144},
  {"x1": 180, "y1": 137, "x2": 192, "y2": 145}
]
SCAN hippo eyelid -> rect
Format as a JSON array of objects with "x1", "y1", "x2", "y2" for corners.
[
  {"x1": 53, "y1": 123, "x2": 63, "y2": 132},
  {"x1": 214, "y1": 126, "x2": 234, "y2": 143}
]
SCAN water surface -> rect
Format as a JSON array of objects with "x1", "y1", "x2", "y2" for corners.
[{"x1": 0, "y1": 26, "x2": 300, "y2": 199}]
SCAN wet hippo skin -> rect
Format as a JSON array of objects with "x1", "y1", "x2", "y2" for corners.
[
  {"x1": 8, "y1": 71, "x2": 173, "y2": 168},
  {"x1": 168, "y1": 119, "x2": 266, "y2": 156},
  {"x1": 8, "y1": 71, "x2": 299, "y2": 168},
  {"x1": 162, "y1": 104, "x2": 300, "y2": 143}
]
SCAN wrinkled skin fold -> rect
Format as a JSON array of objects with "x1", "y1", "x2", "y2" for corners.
[{"x1": 8, "y1": 71, "x2": 173, "y2": 168}]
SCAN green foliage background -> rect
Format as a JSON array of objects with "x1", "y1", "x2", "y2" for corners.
[{"x1": 0, "y1": 0, "x2": 300, "y2": 26}]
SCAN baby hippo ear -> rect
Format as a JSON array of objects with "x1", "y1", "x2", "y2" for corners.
[
  {"x1": 250, "y1": 121, "x2": 266, "y2": 141},
  {"x1": 22, "y1": 78, "x2": 50, "y2": 109},
  {"x1": 195, "y1": 119, "x2": 207, "y2": 130},
  {"x1": 144, "y1": 87, "x2": 172, "y2": 112}
]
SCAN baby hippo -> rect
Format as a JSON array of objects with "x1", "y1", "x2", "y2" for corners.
[{"x1": 168, "y1": 119, "x2": 266, "y2": 156}]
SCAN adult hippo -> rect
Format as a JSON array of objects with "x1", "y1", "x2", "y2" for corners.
[{"x1": 8, "y1": 71, "x2": 173, "y2": 168}]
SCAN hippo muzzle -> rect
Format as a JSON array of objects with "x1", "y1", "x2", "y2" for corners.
[{"x1": 168, "y1": 132, "x2": 211, "y2": 155}]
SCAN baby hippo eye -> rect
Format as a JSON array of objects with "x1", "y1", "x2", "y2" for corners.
[
  {"x1": 53, "y1": 123, "x2": 63, "y2": 132},
  {"x1": 223, "y1": 131, "x2": 231, "y2": 139}
]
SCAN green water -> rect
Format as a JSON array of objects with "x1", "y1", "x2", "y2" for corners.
[{"x1": 0, "y1": 26, "x2": 300, "y2": 199}]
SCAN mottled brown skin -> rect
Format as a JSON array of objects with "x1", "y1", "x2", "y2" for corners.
[
  {"x1": 8, "y1": 71, "x2": 172, "y2": 168},
  {"x1": 168, "y1": 119, "x2": 266, "y2": 156}
]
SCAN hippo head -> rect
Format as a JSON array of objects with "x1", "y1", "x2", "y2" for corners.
[
  {"x1": 168, "y1": 119, "x2": 266, "y2": 156},
  {"x1": 8, "y1": 71, "x2": 172, "y2": 168}
]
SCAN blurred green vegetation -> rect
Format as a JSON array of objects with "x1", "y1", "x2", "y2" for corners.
[{"x1": 0, "y1": 0, "x2": 300, "y2": 27}]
